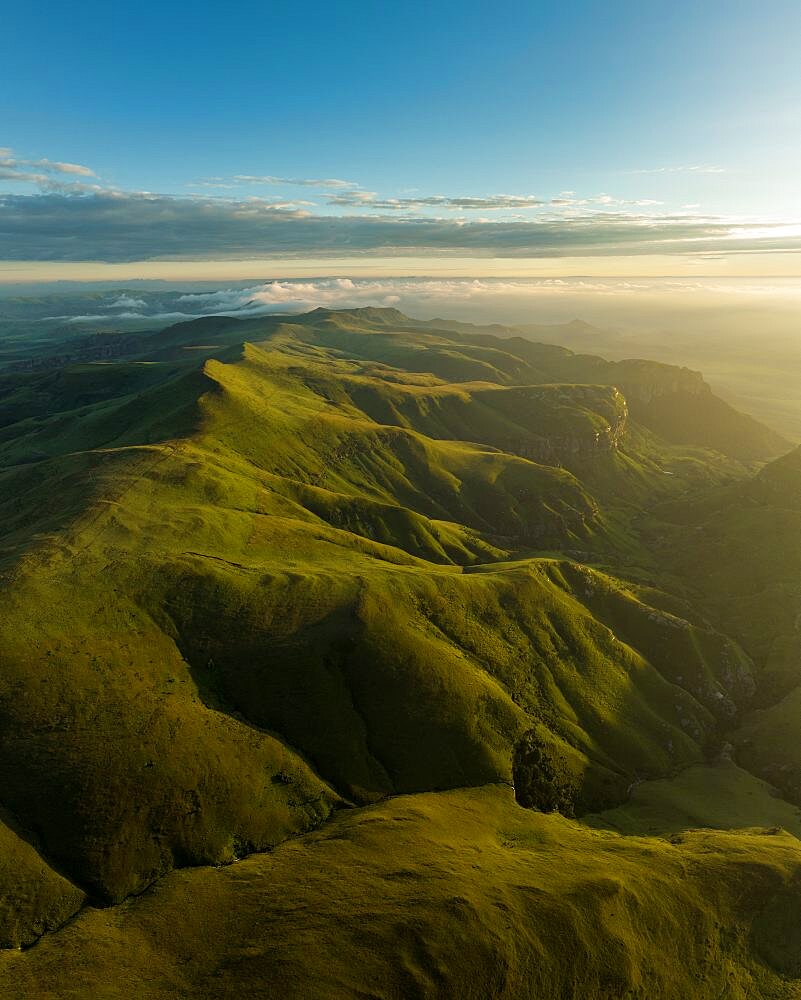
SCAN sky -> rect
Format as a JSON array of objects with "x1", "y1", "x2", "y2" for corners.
[{"x1": 2, "y1": 0, "x2": 801, "y2": 281}]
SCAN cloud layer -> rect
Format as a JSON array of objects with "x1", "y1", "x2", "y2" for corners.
[
  {"x1": 326, "y1": 191, "x2": 663, "y2": 211},
  {"x1": 0, "y1": 147, "x2": 798, "y2": 265},
  {"x1": 28, "y1": 277, "x2": 801, "y2": 342},
  {"x1": 3, "y1": 189, "x2": 792, "y2": 263}
]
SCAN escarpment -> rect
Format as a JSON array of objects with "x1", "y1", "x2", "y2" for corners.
[{"x1": 503, "y1": 386, "x2": 628, "y2": 466}]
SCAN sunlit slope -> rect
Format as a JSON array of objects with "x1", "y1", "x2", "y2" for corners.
[
  {"x1": 0, "y1": 310, "x2": 771, "y2": 915},
  {"x1": 4, "y1": 787, "x2": 801, "y2": 1000},
  {"x1": 13, "y1": 304, "x2": 780, "y2": 461},
  {"x1": 589, "y1": 758, "x2": 801, "y2": 837},
  {"x1": 279, "y1": 309, "x2": 788, "y2": 460},
  {"x1": 416, "y1": 312, "x2": 789, "y2": 459}
]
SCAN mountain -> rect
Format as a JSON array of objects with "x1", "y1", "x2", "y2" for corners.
[{"x1": 0, "y1": 307, "x2": 800, "y2": 997}]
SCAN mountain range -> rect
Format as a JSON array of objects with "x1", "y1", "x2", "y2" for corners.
[{"x1": 1, "y1": 307, "x2": 801, "y2": 998}]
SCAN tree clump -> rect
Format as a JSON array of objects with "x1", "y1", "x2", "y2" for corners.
[{"x1": 513, "y1": 730, "x2": 576, "y2": 816}]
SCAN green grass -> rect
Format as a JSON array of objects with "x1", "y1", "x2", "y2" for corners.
[
  {"x1": 0, "y1": 811, "x2": 84, "y2": 949},
  {"x1": 589, "y1": 759, "x2": 801, "y2": 837},
  {"x1": 3, "y1": 786, "x2": 801, "y2": 999},
  {"x1": 0, "y1": 306, "x2": 799, "y2": 994}
]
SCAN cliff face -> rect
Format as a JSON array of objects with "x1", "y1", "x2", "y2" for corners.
[
  {"x1": 625, "y1": 376, "x2": 786, "y2": 460},
  {"x1": 517, "y1": 344, "x2": 784, "y2": 461},
  {"x1": 613, "y1": 362, "x2": 708, "y2": 405},
  {"x1": 336, "y1": 376, "x2": 631, "y2": 473},
  {"x1": 503, "y1": 386, "x2": 628, "y2": 466}
]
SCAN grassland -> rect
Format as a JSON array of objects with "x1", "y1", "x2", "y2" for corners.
[
  {"x1": 5, "y1": 787, "x2": 801, "y2": 999},
  {"x1": 0, "y1": 307, "x2": 799, "y2": 996}
]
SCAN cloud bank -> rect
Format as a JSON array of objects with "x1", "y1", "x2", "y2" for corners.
[
  {"x1": 3, "y1": 190, "x2": 797, "y2": 263},
  {"x1": 0, "y1": 147, "x2": 798, "y2": 266},
  {"x1": 31, "y1": 276, "x2": 801, "y2": 334}
]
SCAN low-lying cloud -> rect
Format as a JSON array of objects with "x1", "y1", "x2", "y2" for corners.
[
  {"x1": 33, "y1": 276, "x2": 801, "y2": 333},
  {"x1": 174, "y1": 275, "x2": 801, "y2": 317}
]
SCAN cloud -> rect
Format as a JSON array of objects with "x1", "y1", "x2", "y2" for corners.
[
  {"x1": 549, "y1": 194, "x2": 664, "y2": 209},
  {"x1": 0, "y1": 149, "x2": 100, "y2": 194},
  {"x1": 181, "y1": 276, "x2": 764, "y2": 316},
  {"x1": 1, "y1": 189, "x2": 796, "y2": 263},
  {"x1": 195, "y1": 175, "x2": 359, "y2": 189},
  {"x1": 176, "y1": 276, "x2": 371, "y2": 314},
  {"x1": 51, "y1": 310, "x2": 197, "y2": 324},
  {"x1": 4, "y1": 147, "x2": 750, "y2": 266},
  {"x1": 328, "y1": 191, "x2": 665, "y2": 212},
  {"x1": 29, "y1": 276, "x2": 801, "y2": 339},
  {"x1": 628, "y1": 165, "x2": 727, "y2": 175},
  {"x1": 0, "y1": 151, "x2": 96, "y2": 180},
  {"x1": 35, "y1": 159, "x2": 96, "y2": 177},
  {"x1": 328, "y1": 192, "x2": 547, "y2": 210},
  {"x1": 158, "y1": 277, "x2": 801, "y2": 303},
  {"x1": 0, "y1": 166, "x2": 50, "y2": 186},
  {"x1": 110, "y1": 294, "x2": 148, "y2": 308}
]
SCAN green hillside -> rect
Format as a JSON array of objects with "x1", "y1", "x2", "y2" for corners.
[
  {"x1": 5, "y1": 786, "x2": 801, "y2": 999},
  {"x1": 0, "y1": 307, "x2": 799, "y2": 996}
]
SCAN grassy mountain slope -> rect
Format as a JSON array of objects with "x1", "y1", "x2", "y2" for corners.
[
  {"x1": 0, "y1": 350, "x2": 744, "y2": 898},
  {"x1": 643, "y1": 443, "x2": 801, "y2": 813},
  {"x1": 0, "y1": 307, "x2": 797, "y2": 993},
  {"x1": 4, "y1": 786, "x2": 801, "y2": 999},
  {"x1": 0, "y1": 812, "x2": 85, "y2": 950}
]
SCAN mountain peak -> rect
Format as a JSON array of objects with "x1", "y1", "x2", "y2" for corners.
[{"x1": 308, "y1": 305, "x2": 411, "y2": 325}]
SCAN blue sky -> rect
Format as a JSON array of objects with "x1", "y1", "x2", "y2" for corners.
[{"x1": 2, "y1": 0, "x2": 801, "y2": 278}]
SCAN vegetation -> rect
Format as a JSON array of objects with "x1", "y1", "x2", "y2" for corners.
[{"x1": 0, "y1": 306, "x2": 799, "y2": 996}]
